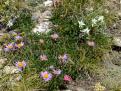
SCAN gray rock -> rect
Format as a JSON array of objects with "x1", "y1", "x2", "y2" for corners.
[
  {"x1": 118, "y1": 12, "x2": 121, "y2": 17},
  {"x1": 101, "y1": 51, "x2": 121, "y2": 89},
  {"x1": 113, "y1": 36, "x2": 121, "y2": 47},
  {"x1": 67, "y1": 85, "x2": 87, "y2": 91},
  {"x1": 0, "y1": 58, "x2": 7, "y2": 68},
  {"x1": 32, "y1": 21, "x2": 52, "y2": 33},
  {"x1": 0, "y1": 58, "x2": 7, "y2": 64},
  {"x1": 32, "y1": 11, "x2": 41, "y2": 21},
  {"x1": 3, "y1": 66, "x2": 20, "y2": 74},
  {"x1": 42, "y1": 10, "x2": 52, "y2": 20},
  {"x1": 104, "y1": 51, "x2": 121, "y2": 66}
]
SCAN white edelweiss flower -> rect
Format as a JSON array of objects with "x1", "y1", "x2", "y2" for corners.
[
  {"x1": 81, "y1": 28, "x2": 90, "y2": 34},
  {"x1": 92, "y1": 16, "x2": 104, "y2": 27},
  {"x1": 7, "y1": 19, "x2": 13, "y2": 27},
  {"x1": 98, "y1": 16, "x2": 104, "y2": 23},
  {"x1": 92, "y1": 18, "x2": 97, "y2": 27},
  {"x1": 78, "y1": 20, "x2": 85, "y2": 28},
  {"x1": 43, "y1": 0, "x2": 53, "y2": 7}
]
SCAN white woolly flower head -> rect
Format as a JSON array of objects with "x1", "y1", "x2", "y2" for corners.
[
  {"x1": 81, "y1": 27, "x2": 90, "y2": 35},
  {"x1": 78, "y1": 20, "x2": 85, "y2": 28},
  {"x1": 92, "y1": 16, "x2": 104, "y2": 27}
]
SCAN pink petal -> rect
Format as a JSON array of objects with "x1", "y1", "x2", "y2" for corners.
[{"x1": 64, "y1": 75, "x2": 72, "y2": 81}]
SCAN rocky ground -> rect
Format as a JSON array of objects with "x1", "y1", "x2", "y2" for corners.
[{"x1": 101, "y1": 0, "x2": 121, "y2": 90}]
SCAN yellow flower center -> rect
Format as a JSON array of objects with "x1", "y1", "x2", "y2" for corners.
[
  {"x1": 13, "y1": 34, "x2": 17, "y2": 36},
  {"x1": 17, "y1": 44, "x2": 23, "y2": 48},
  {"x1": 18, "y1": 62, "x2": 23, "y2": 67},
  {"x1": 7, "y1": 45, "x2": 13, "y2": 49},
  {"x1": 43, "y1": 74, "x2": 49, "y2": 78}
]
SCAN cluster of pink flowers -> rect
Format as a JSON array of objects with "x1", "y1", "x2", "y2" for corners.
[
  {"x1": 38, "y1": 34, "x2": 71, "y2": 82},
  {"x1": 3, "y1": 32, "x2": 25, "y2": 52},
  {"x1": 4, "y1": 41, "x2": 24, "y2": 52},
  {"x1": 40, "y1": 68, "x2": 62, "y2": 82},
  {"x1": 40, "y1": 66, "x2": 62, "y2": 80},
  {"x1": 9, "y1": 32, "x2": 72, "y2": 83},
  {"x1": 39, "y1": 33, "x2": 59, "y2": 45},
  {"x1": 40, "y1": 65, "x2": 72, "y2": 82},
  {"x1": 4, "y1": 42, "x2": 15, "y2": 52},
  {"x1": 40, "y1": 70, "x2": 72, "y2": 82},
  {"x1": 39, "y1": 53, "x2": 68, "y2": 64}
]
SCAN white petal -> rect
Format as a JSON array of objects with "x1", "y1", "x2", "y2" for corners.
[
  {"x1": 81, "y1": 28, "x2": 90, "y2": 34},
  {"x1": 44, "y1": 0, "x2": 53, "y2": 7},
  {"x1": 98, "y1": 16, "x2": 104, "y2": 22},
  {"x1": 78, "y1": 20, "x2": 85, "y2": 28},
  {"x1": 7, "y1": 21, "x2": 13, "y2": 27},
  {"x1": 92, "y1": 18, "x2": 97, "y2": 26}
]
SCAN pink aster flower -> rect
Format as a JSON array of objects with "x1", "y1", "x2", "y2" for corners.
[
  {"x1": 15, "y1": 35, "x2": 23, "y2": 41},
  {"x1": 15, "y1": 61, "x2": 27, "y2": 71},
  {"x1": 6, "y1": 43, "x2": 14, "y2": 49},
  {"x1": 4, "y1": 43, "x2": 14, "y2": 52},
  {"x1": 53, "y1": 69, "x2": 62, "y2": 75},
  {"x1": 15, "y1": 42, "x2": 24, "y2": 48},
  {"x1": 4, "y1": 47, "x2": 10, "y2": 52},
  {"x1": 40, "y1": 54, "x2": 48, "y2": 61},
  {"x1": 40, "y1": 71, "x2": 52, "y2": 81},
  {"x1": 64, "y1": 75, "x2": 72, "y2": 82},
  {"x1": 51, "y1": 33, "x2": 59, "y2": 41},
  {"x1": 87, "y1": 40, "x2": 95, "y2": 47},
  {"x1": 58, "y1": 54, "x2": 68, "y2": 64},
  {"x1": 63, "y1": 54, "x2": 68, "y2": 61}
]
